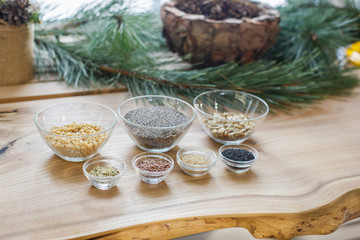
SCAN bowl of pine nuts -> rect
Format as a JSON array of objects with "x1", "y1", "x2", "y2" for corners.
[
  {"x1": 193, "y1": 90, "x2": 269, "y2": 144},
  {"x1": 35, "y1": 102, "x2": 117, "y2": 162}
]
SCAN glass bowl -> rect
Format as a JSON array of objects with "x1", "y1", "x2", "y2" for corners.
[
  {"x1": 219, "y1": 144, "x2": 258, "y2": 173},
  {"x1": 118, "y1": 95, "x2": 195, "y2": 153},
  {"x1": 176, "y1": 146, "x2": 217, "y2": 176},
  {"x1": 83, "y1": 156, "x2": 126, "y2": 190},
  {"x1": 193, "y1": 90, "x2": 269, "y2": 144},
  {"x1": 34, "y1": 101, "x2": 117, "y2": 162},
  {"x1": 132, "y1": 152, "x2": 174, "y2": 184}
]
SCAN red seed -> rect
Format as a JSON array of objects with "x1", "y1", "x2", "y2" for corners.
[{"x1": 136, "y1": 157, "x2": 171, "y2": 172}]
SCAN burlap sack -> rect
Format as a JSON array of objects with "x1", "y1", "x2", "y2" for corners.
[{"x1": 0, "y1": 20, "x2": 34, "y2": 85}]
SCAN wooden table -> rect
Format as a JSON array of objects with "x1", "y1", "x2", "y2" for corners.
[{"x1": 1, "y1": 81, "x2": 359, "y2": 240}]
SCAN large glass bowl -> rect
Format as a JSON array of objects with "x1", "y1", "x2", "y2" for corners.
[
  {"x1": 118, "y1": 95, "x2": 196, "y2": 153},
  {"x1": 193, "y1": 90, "x2": 269, "y2": 144},
  {"x1": 34, "y1": 101, "x2": 117, "y2": 162}
]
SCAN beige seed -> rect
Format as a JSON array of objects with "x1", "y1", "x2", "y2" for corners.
[
  {"x1": 45, "y1": 122, "x2": 106, "y2": 158},
  {"x1": 203, "y1": 112, "x2": 255, "y2": 141}
]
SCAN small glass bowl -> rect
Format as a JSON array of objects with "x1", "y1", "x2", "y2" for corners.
[
  {"x1": 132, "y1": 152, "x2": 174, "y2": 184},
  {"x1": 83, "y1": 156, "x2": 126, "y2": 190},
  {"x1": 219, "y1": 144, "x2": 258, "y2": 173},
  {"x1": 193, "y1": 90, "x2": 269, "y2": 144},
  {"x1": 176, "y1": 146, "x2": 217, "y2": 176}
]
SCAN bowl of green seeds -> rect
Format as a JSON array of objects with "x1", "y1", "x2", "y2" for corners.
[{"x1": 83, "y1": 156, "x2": 126, "y2": 190}]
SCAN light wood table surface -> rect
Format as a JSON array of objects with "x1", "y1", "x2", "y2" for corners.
[{"x1": 0, "y1": 81, "x2": 359, "y2": 240}]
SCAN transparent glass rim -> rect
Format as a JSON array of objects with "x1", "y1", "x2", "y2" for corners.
[
  {"x1": 83, "y1": 157, "x2": 127, "y2": 180},
  {"x1": 132, "y1": 152, "x2": 174, "y2": 175},
  {"x1": 118, "y1": 95, "x2": 196, "y2": 130},
  {"x1": 193, "y1": 90, "x2": 269, "y2": 122},
  {"x1": 176, "y1": 146, "x2": 217, "y2": 168},
  {"x1": 34, "y1": 101, "x2": 118, "y2": 138},
  {"x1": 219, "y1": 144, "x2": 258, "y2": 164}
]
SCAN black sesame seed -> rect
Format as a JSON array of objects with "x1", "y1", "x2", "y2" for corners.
[{"x1": 222, "y1": 148, "x2": 255, "y2": 162}]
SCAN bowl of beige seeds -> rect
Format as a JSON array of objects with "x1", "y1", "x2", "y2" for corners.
[
  {"x1": 176, "y1": 146, "x2": 217, "y2": 176},
  {"x1": 35, "y1": 102, "x2": 117, "y2": 162},
  {"x1": 193, "y1": 90, "x2": 269, "y2": 144}
]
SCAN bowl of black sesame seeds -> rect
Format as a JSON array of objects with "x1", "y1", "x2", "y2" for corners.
[
  {"x1": 118, "y1": 95, "x2": 196, "y2": 153},
  {"x1": 83, "y1": 156, "x2": 126, "y2": 190},
  {"x1": 193, "y1": 90, "x2": 269, "y2": 144},
  {"x1": 219, "y1": 144, "x2": 258, "y2": 173},
  {"x1": 132, "y1": 152, "x2": 174, "y2": 184}
]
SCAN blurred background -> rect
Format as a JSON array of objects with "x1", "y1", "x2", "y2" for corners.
[{"x1": 36, "y1": 0, "x2": 286, "y2": 20}]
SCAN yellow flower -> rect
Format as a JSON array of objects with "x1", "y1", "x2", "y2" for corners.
[{"x1": 346, "y1": 41, "x2": 360, "y2": 67}]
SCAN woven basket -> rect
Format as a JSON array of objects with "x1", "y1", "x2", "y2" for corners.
[{"x1": 0, "y1": 20, "x2": 34, "y2": 86}]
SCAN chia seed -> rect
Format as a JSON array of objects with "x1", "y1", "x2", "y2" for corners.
[
  {"x1": 124, "y1": 106, "x2": 191, "y2": 149},
  {"x1": 222, "y1": 148, "x2": 255, "y2": 162}
]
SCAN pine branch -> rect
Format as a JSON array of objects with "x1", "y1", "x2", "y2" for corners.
[
  {"x1": 33, "y1": 0, "x2": 360, "y2": 111},
  {"x1": 268, "y1": 0, "x2": 359, "y2": 68},
  {"x1": 123, "y1": 58, "x2": 359, "y2": 109},
  {"x1": 34, "y1": 37, "x2": 120, "y2": 86}
]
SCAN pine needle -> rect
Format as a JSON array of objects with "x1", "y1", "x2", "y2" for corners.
[{"x1": 33, "y1": 0, "x2": 360, "y2": 111}]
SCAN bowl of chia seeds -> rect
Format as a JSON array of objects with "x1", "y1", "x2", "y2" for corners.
[
  {"x1": 219, "y1": 144, "x2": 258, "y2": 173},
  {"x1": 118, "y1": 95, "x2": 196, "y2": 153},
  {"x1": 193, "y1": 90, "x2": 269, "y2": 144}
]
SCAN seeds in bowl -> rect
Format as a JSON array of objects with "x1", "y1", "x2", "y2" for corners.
[
  {"x1": 45, "y1": 122, "x2": 107, "y2": 158},
  {"x1": 179, "y1": 153, "x2": 212, "y2": 175},
  {"x1": 124, "y1": 106, "x2": 191, "y2": 149},
  {"x1": 180, "y1": 153, "x2": 211, "y2": 165},
  {"x1": 222, "y1": 148, "x2": 255, "y2": 162},
  {"x1": 136, "y1": 157, "x2": 171, "y2": 172},
  {"x1": 89, "y1": 166, "x2": 120, "y2": 177},
  {"x1": 203, "y1": 112, "x2": 255, "y2": 141}
]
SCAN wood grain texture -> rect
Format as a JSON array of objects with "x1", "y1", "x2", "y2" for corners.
[
  {"x1": 0, "y1": 88, "x2": 359, "y2": 240},
  {"x1": 89, "y1": 189, "x2": 360, "y2": 240},
  {"x1": 0, "y1": 80, "x2": 126, "y2": 104}
]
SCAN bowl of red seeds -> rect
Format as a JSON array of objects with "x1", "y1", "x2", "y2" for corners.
[
  {"x1": 219, "y1": 144, "x2": 258, "y2": 173},
  {"x1": 132, "y1": 152, "x2": 174, "y2": 184}
]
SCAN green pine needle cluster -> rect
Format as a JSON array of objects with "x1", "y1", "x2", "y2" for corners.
[
  {"x1": 269, "y1": 0, "x2": 359, "y2": 68},
  {"x1": 34, "y1": 0, "x2": 360, "y2": 111}
]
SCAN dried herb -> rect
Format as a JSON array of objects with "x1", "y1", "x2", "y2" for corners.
[
  {"x1": 0, "y1": 0, "x2": 31, "y2": 25},
  {"x1": 89, "y1": 166, "x2": 119, "y2": 177}
]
